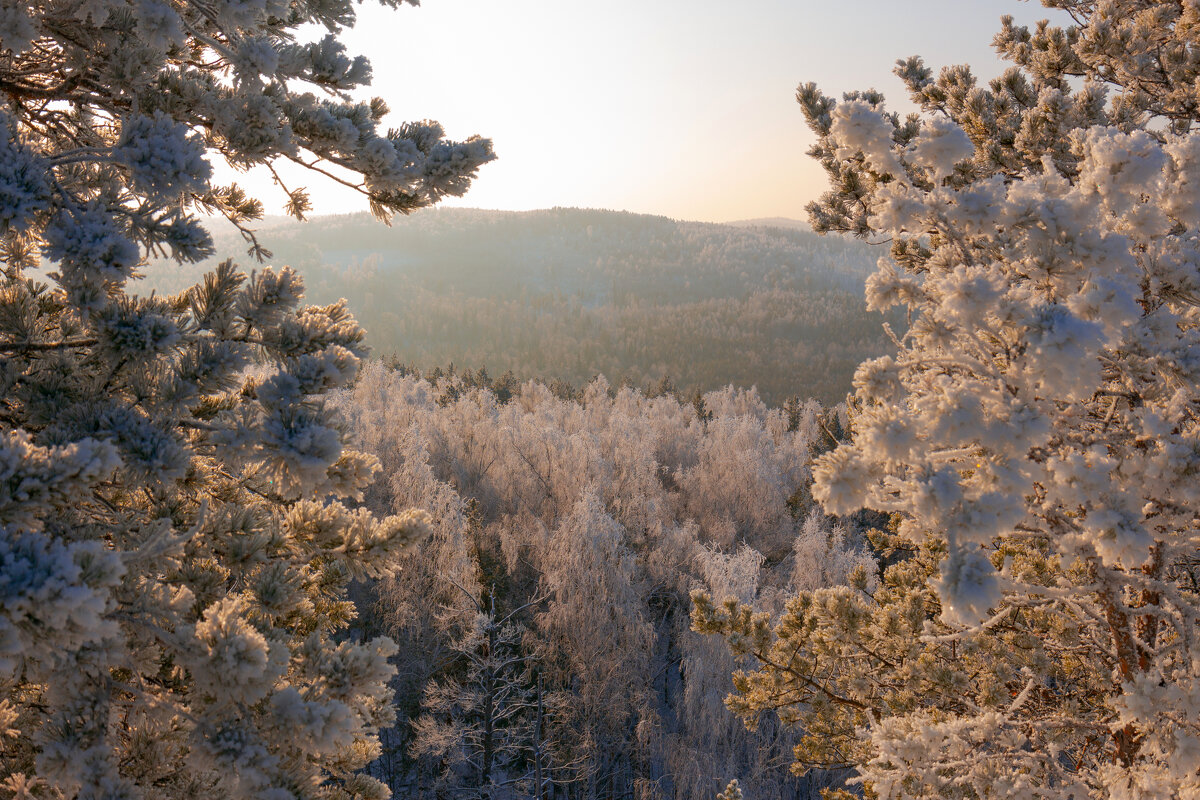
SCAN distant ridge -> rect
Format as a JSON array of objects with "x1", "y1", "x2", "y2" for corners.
[
  {"x1": 725, "y1": 216, "x2": 810, "y2": 231},
  {"x1": 146, "y1": 205, "x2": 892, "y2": 405},
  {"x1": 244, "y1": 208, "x2": 811, "y2": 231}
]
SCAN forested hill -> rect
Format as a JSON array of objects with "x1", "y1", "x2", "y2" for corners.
[{"x1": 144, "y1": 207, "x2": 895, "y2": 404}]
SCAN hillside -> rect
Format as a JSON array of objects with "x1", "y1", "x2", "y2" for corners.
[{"x1": 143, "y1": 207, "x2": 895, "y2": 404}]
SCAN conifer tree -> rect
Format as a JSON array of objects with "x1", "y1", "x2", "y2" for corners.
[
  {"x1": 0, "y1": 2, "x2": 492, "y2": 798},
  {"x1": 695, "y1": 2, "x2": 1200, "y2": 797},
  {"x1": 409, "y1": 595, "x2": 539, "y2": 799}
]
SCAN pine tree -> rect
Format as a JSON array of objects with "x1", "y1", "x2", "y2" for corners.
[
  {"x1": 696, "y1": 2, "x2": 1200, "y2": 797},
  {"x1": 409, "y1": 594, "x2": 539, "y2": 799},
  {"x1": 0, "y1": 1, "x2": 492, "y2": 798}
]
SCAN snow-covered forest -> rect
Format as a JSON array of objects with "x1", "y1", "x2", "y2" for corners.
[
  {"x1": 5, "y1": 0, "x2": 1200, "y2": 799},
  {"x1": 332, "y1": 363, "x2": 872, "y2": 798},
  {"x1": 140, "y1": 208, "x2": 893, "y2": 405}
]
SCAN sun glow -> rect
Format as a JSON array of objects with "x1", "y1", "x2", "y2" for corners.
[{"x1": 224, "y1": 0, "x2": 1066, "y2": 222}]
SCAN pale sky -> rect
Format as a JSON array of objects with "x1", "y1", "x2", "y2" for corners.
[{"x1": 224, "y1": 0, "x2": 1068, "y2": 223}]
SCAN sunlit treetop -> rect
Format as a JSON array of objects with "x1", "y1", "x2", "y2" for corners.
[{"x1": 698, "y1": 2, "x2": 1200, "y2": 798}]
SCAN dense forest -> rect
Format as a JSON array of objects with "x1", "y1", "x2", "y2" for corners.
[
  {"x1": 333, "y1": 362, "x2": 874, "y2": 799},
  {"x1": 141, "y1": 208, "x2": 895, "y2": 405},
  {"x1": 9, "y1": 2, "x2": 1200, "y2": 800}
]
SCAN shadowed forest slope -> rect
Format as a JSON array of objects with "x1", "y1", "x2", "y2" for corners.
[{"x1": 144, "y1": 207, "x2": 895, "y2": 404}]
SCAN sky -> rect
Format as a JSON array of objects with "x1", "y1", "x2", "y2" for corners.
[{"x1": 226, "y1": 0, "x2": 1068, "y2": 224}]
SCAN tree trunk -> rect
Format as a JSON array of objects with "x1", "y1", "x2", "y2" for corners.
[
  {"x1": 482, "y1": 623, "x2": 497, "y2": 798},
  {"x1": 534, "y1": 674, "x2": 545, "y2": 800}
]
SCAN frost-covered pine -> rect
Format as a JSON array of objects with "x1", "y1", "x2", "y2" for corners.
[
  {"x1": 715, "y1": 778, "x2": 742, "y2": 800},
  {"x1": 409, "y1": 596, "x2": 539, "y2": 798},
  {"x1": 0, "y1": 1, "x2": 492, "y2": 798},
  {"x1": 697, "y1": 2, "x2": 1200, "y2": 798}
]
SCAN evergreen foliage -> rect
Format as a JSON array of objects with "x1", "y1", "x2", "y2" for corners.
[
  {"x1": 695, "y1": 2, "x2": 1200, "y2": 797},
  {"x1": 0, "y1": 1, "x2": 491, "y2": 797},
  {"x1": 408, "y1": 593, "x2": 540, "y2": 799}
]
